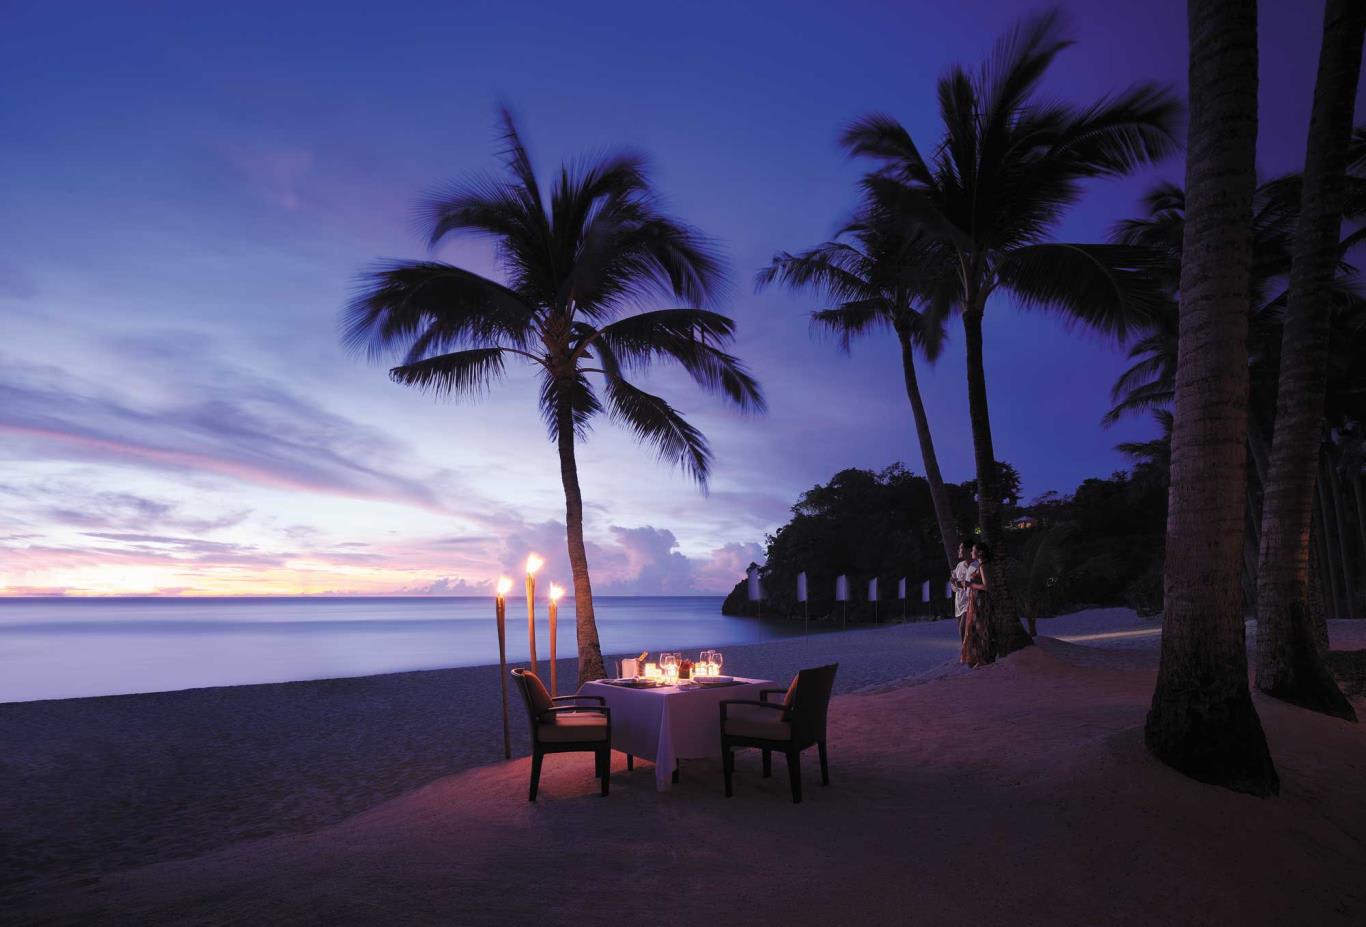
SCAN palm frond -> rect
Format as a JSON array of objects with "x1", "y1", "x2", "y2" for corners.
[
  {"x1": 756, "y1": 245, "x2": 873, "y2": 302},
  {"x1": 342, "y1": 261, "x2": 537, "y2": 361},
  {"x1": 603, "y1": 375, "x2": 712, "y2": 487},
  {"x1": 838, "y1": 114, "x2": 935, "y2": 185},
  {"x1": 539, "y1": 370, "x2": 601, "y2": 441},
  {"x1": 389, "y1": 347, "x2": 507, "y2": 398},
  {"x1": 811, "y1": 300, "x2": 890, "y2": 351},
  {"x1": 593, "y1": 309, "x2": 765, "y2": 412},
  {"x1": 996, "y1": 243, "x2": 1171, "y2": 339}
]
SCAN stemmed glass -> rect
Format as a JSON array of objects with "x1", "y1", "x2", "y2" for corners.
[
  {"x1": 699, "y1": 650, "x2": 714, "y2": 676},
  {"x1": 661, "y1": 652, "x2": 677, "y2": 685},
  {"x1": 712, "y1": 651, "x2": 724, "y2": 677}
]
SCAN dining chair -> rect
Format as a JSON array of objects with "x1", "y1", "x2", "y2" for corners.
[
  {"x1": 719, "y1": 663, "x2": 838, "y2": 804},
  {"x1": 511, "y1": 668, "x2": 612, "y2": 801}
]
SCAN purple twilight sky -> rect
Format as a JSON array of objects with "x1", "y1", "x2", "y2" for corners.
[{"x1": 0, "y1": 0, "x2": 1356, "y2": 595}]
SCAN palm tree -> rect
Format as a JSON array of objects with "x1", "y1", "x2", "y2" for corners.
[
  {"x1": 841, "y1": 10, "x2": 1179, "y2": 655},
  {"x1": 757, "y1": 217, "x2": 962, "y2": 571},
  {"x1": 342, "y1": 112, "x2": 764, "y2": 684},
  {"x1": 1108, "y1": 137, "x2": 1366, "y2": 636},
  {"x1": 1256, "y1": 0, "x2": 1365, "y2": 721},
  {"x1": 1144, "y1": 0, "x2": 1277, "y2": 795}
]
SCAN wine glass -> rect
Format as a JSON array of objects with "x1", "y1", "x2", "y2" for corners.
[
  {"x1": 698, "y1": 649, "x2": 713, "y2": 675},
  {"x1": 712, "y1": 651, "x2": 724, "y2": 677},
  {"x1": 661, "y1": 652, "x2": 677, "y2": 685}
]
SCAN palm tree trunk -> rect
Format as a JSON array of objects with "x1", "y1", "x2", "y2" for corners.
[
  {"x1": 1308, "y1": 506, "x2": 1331, "y2": 650},
  {"x1": 1256, "y1": 0, "x2": 1363, "y2": 719},
  {"x1": 961, "y1": 302, "x2": 1031, "y2": 656},
  {"x1": 895, "y1": 325, "x2": 960, "y2": 571},
  {"x1": 1353, "y1": 470, "x2": 1366, "y2": 609},
  {"x1": 1316, "y1": 469, "x2": 1344, "y2": 618},
  {"x1": 555, "y1": 399, "x2": 608, "y2": 685},
  {"x1": 1145, "y1": 0, "x2": 1278, "y2": 794},
  {"x1": 1327, "y1": 452, "x2": 1359, "y2": 615}
]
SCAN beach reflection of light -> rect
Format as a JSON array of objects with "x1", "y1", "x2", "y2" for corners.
[{"x1": 1058, "y1": 629, "x2": 1161, "y2": 643}]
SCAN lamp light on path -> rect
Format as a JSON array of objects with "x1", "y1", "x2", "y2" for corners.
[
  {"x1": 525, "y1": 554, "x2": 544, "y2": 676},
  {"x1": 548, "y1": 583, "x2": 565, "y2": 697},
  {"x1": 495, "y1": 576, "x2": 513, "y2": 759}
]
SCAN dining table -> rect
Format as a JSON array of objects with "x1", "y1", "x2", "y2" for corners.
[{"x1": 580, "y1": 675, "x2": 773, "y2": 791}]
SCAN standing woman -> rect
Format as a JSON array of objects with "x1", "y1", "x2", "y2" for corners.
[{"x1": 961, "y1": 542, "x2": 995, "y2": 668}]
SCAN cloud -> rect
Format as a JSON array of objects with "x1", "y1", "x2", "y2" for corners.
[{"x1": 0, "y1": 357, "x2": 451, "y2": 510}]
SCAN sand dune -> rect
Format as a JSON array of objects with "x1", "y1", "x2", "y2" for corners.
[{"x1": 4, "y1": 610, "x2": 1365, "y2": 925}]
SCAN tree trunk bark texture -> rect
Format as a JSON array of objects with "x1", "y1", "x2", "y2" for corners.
[
  {"x1": 1146, "y1": 0, "x2": 1278, "y2": 794},
  {"x1": 1254, "y1": 0, "x2": 1362, "y2": 719},
  {"x1": 556, "y1": 399, "x2": 608, "y2": 685},
  {"x1": 961, "y1": 306, "x2": 1032, "y2": 657},
  {"x1": 896, "y1": 326, "x2": 961, "y2": 572}
]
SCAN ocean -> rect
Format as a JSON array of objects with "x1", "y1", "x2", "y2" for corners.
[{"x1": 0, "y1": 596, "x2": 804, "y2": 703}]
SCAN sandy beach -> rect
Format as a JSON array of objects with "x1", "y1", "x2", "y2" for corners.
[{"x1": 4, "y1": 609, "x2": 1365, "y2": 926}]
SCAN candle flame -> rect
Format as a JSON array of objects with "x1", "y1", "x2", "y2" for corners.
[
  {"x1": 525, "y1": 553, "x2": 544, "y2": 575},
  {"x1": 548, "y1": 582, "x2": 565, "y2": 601},
  {"x1": 495, "y1": 576, "x2": 513, "y2": 597}
]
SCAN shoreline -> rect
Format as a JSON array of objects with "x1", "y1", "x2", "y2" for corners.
[
  {"x1": 4, "y1": 609, "x2": 1360, "y2": 916},
  {"x1": 0, "y1": 614, "x2": 981, "y2": 901},
  {"x1": 6, "y1": 609, "x2": 1364, "y2": 926}
]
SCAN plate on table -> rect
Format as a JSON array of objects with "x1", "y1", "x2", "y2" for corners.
[
  {"x1": 607, "y1": 677, "x2": 660, "y2": 687},
  {"x1": 690, "y1": 675, "x2": 734, "y2": 686}
]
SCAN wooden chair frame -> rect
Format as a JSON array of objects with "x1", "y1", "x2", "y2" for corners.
[
  {"x1": 512, "y1": 668, "x2": 612, "y2": 801},
  {"x1": 719, "y1": 663, "x2": 838, "y2": 804}
]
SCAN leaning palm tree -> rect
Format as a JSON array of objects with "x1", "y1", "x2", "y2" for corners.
[
  {"x1": 1145, "y1": 0, "x2": 1277, "y2": 795},
  {"x1": 757, "y1": 217, "x2": 961, "y2": 571},
  {"x1": 1255, "y1": 0, "x2": 1364, "y2": 721},
  {"x1": 342, "y1": 112, "x2": 764, "y2": 684},
  {"x1": 841, "y1": 10, "x2": 1179, "y2": 656}
]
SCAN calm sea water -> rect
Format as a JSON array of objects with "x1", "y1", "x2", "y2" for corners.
[{"x1": 0, "y1": 596, "x2": 802, "y2": 703}]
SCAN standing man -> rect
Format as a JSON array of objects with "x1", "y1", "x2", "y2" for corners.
[{"x1": 951, "y1": 541, "x2": 972, "y2": 641}]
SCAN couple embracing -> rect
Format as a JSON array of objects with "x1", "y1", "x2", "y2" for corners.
[{"x1": 951, "y1": 541, "x2": 994, "y2": 668}]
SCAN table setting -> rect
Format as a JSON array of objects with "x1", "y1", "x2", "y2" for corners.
[{"x1": 581, "y1": 649, "x2": 772, "y2": 790}]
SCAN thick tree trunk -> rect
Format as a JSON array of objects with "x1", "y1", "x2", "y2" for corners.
[
  {"x1": 961, "y1": 304, "x2": 1031, "y2": 656},
  {"x1": 896, "y1": 325, "x2": 960, "y2": 571},
  {"x1": 1308, "y1": 512, "x2": 1330, "y2": 650},
  {"x1": 1316, "y1": 475, "x2": 1342, "y2": 619},
  {"x1": 1256, "y1": 0, "x2": 1365, "y2": 721},
  {"x1": 1327, "y1": 453, "x2": 1359, "y2": 617},
  {"x1": 1354, "y1": 470, "x2": 1366, "y2": 611},
  {"x1": 1146, "y1": 0, "x2": 1278, "y2": 794},
  {"x1": 555, "y1": 400, "x2": 608, "y2": 685}
]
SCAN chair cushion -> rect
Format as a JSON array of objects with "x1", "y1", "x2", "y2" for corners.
[
  {"x1": 724, "y1": 705, "x2": 791, "y2": 741},
  {"x1": 523, "y1": 672, "x2": 553, "y2": 715},
  {"x1": 538, "y1": 713, "x2": 608, "y2": 743}
]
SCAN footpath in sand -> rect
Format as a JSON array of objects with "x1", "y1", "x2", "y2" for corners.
[{"x1": 10, "y1": 611, "x2": 1366, "y2": 926}]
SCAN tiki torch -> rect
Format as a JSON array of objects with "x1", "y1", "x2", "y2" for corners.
[
  {"x1": 495, "y1": 576, "x2": 512, "y2": 759},
  {"x1": 525, "y1": 553, "x2": 543, "y2": 676},
  {"x1": 548, "y1": 582, "x2": 565, "y2": 697}
]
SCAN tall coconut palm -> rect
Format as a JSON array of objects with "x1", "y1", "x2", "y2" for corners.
[
  {"x1": 342, "y1": 112, "x2": 764, "y2": 685},
  {"x1": 1257, "y1": 0, "x2": 1366, "y2": 721},
  {"x1": 1144, "y1": 0, "x2": 1277, "y2": 794},
  {"x1": 757, "y1": 217, "x2": 961, "y2": 571},
  {"x1": 1108, "y1": 143, "x2": 1366, "y2": 631},
  {"x1": 841, "y1": 10, "x2": 1179, "y2": 655}
]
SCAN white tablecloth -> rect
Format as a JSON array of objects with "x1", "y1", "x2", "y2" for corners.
[{"x1": 581, "y1": 677, "x2": 772, "y2": 791}]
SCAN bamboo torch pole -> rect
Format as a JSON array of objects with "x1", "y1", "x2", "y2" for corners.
[
  {"x1": 525, "y1": 554, "x2": 543, "y2": 678},
  {"x1": 495, "y1": 576, "x2": 512, "y2": 759},
  {"x1": 548, "y1": 583, "x2": 564, "y2": 697}
]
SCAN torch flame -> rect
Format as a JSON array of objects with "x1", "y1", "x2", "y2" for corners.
[
  {"x1": 525, "y1": 553, "x2": 544, "y2": 575},
  {"x1": 549, "y1": 582, "x2": 565, "y2": 601},
  {"x1": 495, "y1": 576, "x2": 513, "y2": 597}
]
